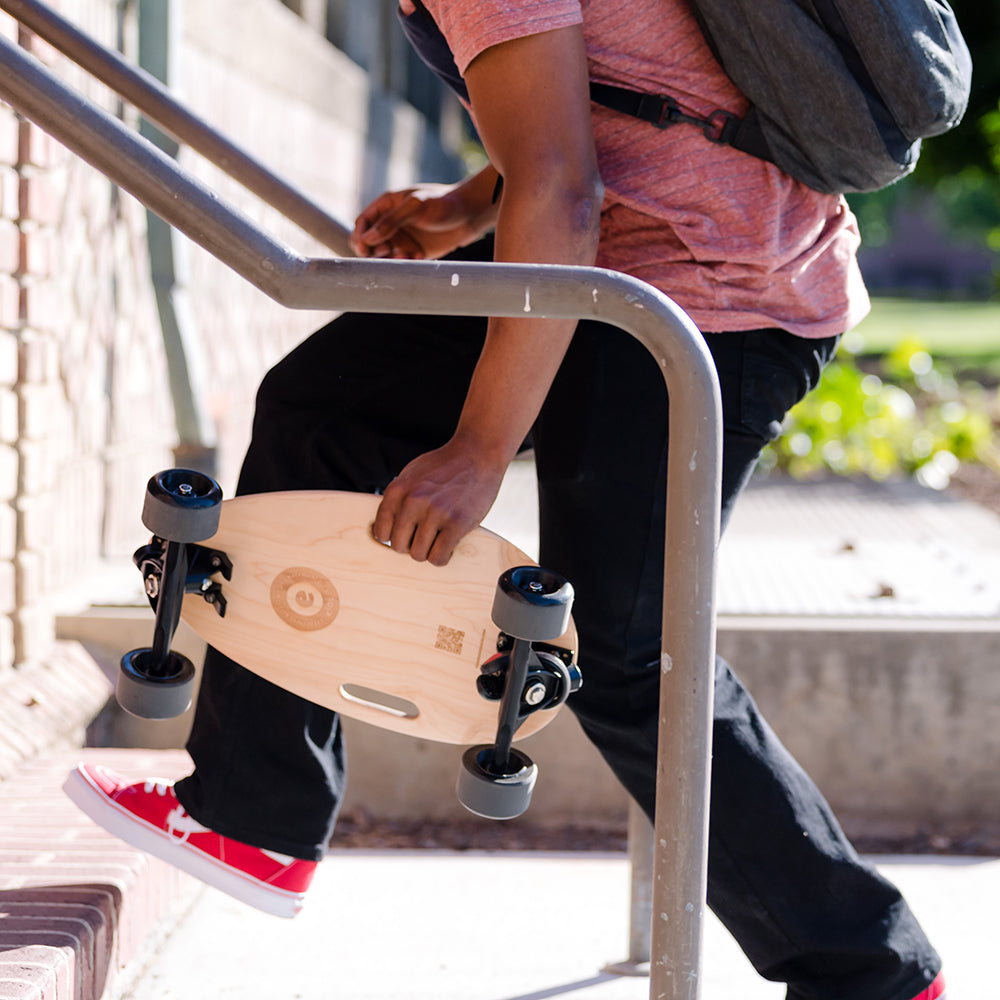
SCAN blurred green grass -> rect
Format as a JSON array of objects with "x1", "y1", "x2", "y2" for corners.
[{"x1": 850, "y1": 298, "x2": 1000, "y2": 360}]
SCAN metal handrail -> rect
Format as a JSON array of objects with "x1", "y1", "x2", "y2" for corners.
[{"x1": 0, "y1": 17, "x2": 721, "y2": 999}]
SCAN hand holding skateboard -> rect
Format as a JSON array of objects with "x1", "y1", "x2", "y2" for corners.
[{"x1": 120, "y1": 469, "x2": 582, "y2": 820}]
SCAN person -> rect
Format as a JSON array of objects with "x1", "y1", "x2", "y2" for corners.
[{"x1": 64, "y1": 1, "x2": 947, "y2": 997}]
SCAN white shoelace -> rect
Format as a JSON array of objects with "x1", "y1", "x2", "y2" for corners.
[
  {"x1": 141, "y1": 780, "x2": 210, "y2": 843},
  {"x1": 137, "y1": 780, "x2": 294, "y2": 863},
  {"x1": 165, "y1": 805, "x2": 211, "y2": 842}
]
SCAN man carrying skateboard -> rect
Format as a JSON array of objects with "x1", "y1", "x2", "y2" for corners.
[{"x1": 66, "y1": 1, "x2": 947, "y2": 997}]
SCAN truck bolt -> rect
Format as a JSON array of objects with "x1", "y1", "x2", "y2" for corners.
[{"x1": 524, "y1": 682, "x2": 547, "y2": 706}]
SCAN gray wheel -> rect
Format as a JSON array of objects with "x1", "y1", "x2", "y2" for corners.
[
  {"x1": 142, "y1": 469, "x2": 222, "y2": 543},
  {"x1": 491, "y1": 566, "x2": 573, "y2": 640},
  {"x1": 456, "y1": 745, "x2": 537, "y2": 820},
  {"x1": 534, "y1": 650, "x2": 579, "y2": 706},
  {"x1": 117, "y1": 648, "x2": 196, "y2": 720}
]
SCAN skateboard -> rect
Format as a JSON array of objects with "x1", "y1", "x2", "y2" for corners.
[{"x1": 120, "y1": 469, "x2": 581, "y2": 819}]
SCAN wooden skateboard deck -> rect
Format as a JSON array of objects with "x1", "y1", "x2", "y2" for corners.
[{"x1": 181, "y1": 490, "x2": 576, "y2": 746}]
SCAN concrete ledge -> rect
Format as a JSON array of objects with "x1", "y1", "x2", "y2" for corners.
[
  {"x1": 340, "y1": 708, "x2": 631, "y2": 830},
  {"x1": 0, "y1": 749, "x2": 200, "y2": 1000},
  {"x1": 721, "y1": 615, "x2": 1000, "y2": 843},
  {"x1": 342, "y1": 615, "x2": 1000, "y2": 843},
  {"x1": 57, "y1": 608, "x2": 633, "y2": 829}
]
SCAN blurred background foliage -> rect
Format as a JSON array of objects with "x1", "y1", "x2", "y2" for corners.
[
  {"x1": 846, "y1": 0, "x2": 1000, "y2": 273},
  {"x1": 760, "y1": 332, "x2": 1000, "y2": 487},
  {"x1": 763, "y1": 1, "x2": 1000, "y2": 489}
]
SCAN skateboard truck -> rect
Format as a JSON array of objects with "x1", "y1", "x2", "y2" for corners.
[
  {"x1": 457, "y1": 566, "x2": 580, "y2": 821},
  {"x1": 135, "y1": 542, "x2": 232, "y2": 618},
  {"x1": 118, "y1": 469, "x2": 225, "y2": 720}
]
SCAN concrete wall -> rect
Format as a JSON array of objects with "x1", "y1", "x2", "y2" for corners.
[
  {"x1": 59, "y1": 604, "x2": 1000, "y2": 841},
  {"x1": 721, "y1": 618, "x2": 1000, "y2": 842},
  {"x1": 61, "y1": 607, "x2": 633, "y2": 830}
]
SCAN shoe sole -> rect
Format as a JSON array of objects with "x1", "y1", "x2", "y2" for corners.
[{"x1": 63, "y1": 768, "x2": 303, "y2": 919}]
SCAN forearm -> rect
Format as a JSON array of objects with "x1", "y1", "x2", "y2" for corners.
[
  {"x1": 452, "y1": 163, "x2": 603, "y2": 469},
  {"x1": 449, "y1": 165, "x2": 502, "y2": 244},
  {"x1": 349, "y1": 164, "x2": 502, "y2": 260},
  {"x1": 449, "y1": 317, "x2": 575, "y2": 474},
  {"x1": 372, "y1": 182, "x2": 601, "y2": 565}
]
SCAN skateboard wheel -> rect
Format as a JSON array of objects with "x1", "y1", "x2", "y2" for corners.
[
  {"x1": 456, "y1": 745, "x2": 537, "y2": 820},
  {"x1": 535, "y1": 650, "x2": 581, "y2": 705},
  {"x1": 491, "y1": 566, "x2": 573, "y2": 641},
  {"x1": 117, "y1": 648, "x2": 196, "y2": 720},
  {"x1": 142, "y1": 469, "x2": 223, "y2": 543}
]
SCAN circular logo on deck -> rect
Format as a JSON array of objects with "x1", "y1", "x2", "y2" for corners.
[{"x1": 270, "y1": 568, "x2": 339, "y2": 631}]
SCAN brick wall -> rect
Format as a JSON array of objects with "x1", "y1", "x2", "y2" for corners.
[
  {"x1": 1, "y1": 1, "x2": 169, "y2": 673},
  {"x1": 0, "y1": 0, "x2": 454, "y2": 690}
]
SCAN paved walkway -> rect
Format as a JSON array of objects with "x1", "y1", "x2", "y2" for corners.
[
  {"x1": 485, "y1": 460, "x2": 1000, "y2": 621},
  {"x1": 717, "y1": 474, "x2": 1000, "y2": 620},
  {"x1": 123, "y1": 850, "x2": 996, "y2": 1000},
  {"x1": 7, "y1": 747, "x2": 994, "y2": 1000}
]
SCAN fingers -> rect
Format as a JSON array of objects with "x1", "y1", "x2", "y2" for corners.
[
  {"x1": 370, "y1": 444, "x2": 505, "y2": 567},
  {"x1": 371, "y1": 487, "x2": 411, "y2": 554},
  {"x1": 354, "y1": 229, "x2": 426, "y2": 260},
  {"x1": 372, "y1": 488, "x2": 462, "y2": 566},
  {"x1": 350, "y1": 191, "x2": 426, "y2": 259}
]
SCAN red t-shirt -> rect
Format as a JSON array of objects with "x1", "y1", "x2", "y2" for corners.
[{"x1": 421, "y1": 0, "x2": 869, "y2": 337}]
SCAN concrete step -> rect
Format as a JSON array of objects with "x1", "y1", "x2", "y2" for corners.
[{"x1": 0, "y1": 749, "x2": 201, "y2": 1000}]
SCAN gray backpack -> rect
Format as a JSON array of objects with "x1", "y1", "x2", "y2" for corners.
[{"x1": 590, "y1": 0, "x2": 973, "y2": 194}]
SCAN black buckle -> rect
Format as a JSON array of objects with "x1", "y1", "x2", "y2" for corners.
[
  {"x1": 590, "y1": 81, "x2": 741, "y2": 149},
  {"x1": 640, "y1": 94, "x2": 739, "y2": 146},
  {"x1": 636, "y1": 93, "x2": 684, "y2": 130},
  {"x1": 703, "y1": 109, "x2": 740, "y2": 145}
]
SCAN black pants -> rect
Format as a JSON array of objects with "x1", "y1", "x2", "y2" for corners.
[{"x1": 175, "y1": 249, "x2": 940, "y2": 1000}]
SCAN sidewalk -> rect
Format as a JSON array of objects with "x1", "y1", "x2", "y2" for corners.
[
  {"x1": 485, "y1": 460, "x2": 1000, "y2": 621},
  {"x1": 4, "y1": 747, "x2": 994, "y2": 1000},
  {"x1": 717, "y1": 473, "x2": 1000, "y2": 620},
  {"x1": 122, "y1": 849, "x2": 997, "y2": 1000}
]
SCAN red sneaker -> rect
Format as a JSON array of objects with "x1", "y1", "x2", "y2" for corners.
[
  {"x1": 908, "y1": 972, "x2": 947, "y2": 1000},
  {"x1": 63, "y1": 763, "x2": 317, "y2": 918}
]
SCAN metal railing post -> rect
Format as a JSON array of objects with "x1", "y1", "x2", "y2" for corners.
[
  {"x1": 0, "y1": 24, "x2": 722, "y2": 998},
  {"x1": 603, "y1": 801, "x2": 655, "y2": 976}
]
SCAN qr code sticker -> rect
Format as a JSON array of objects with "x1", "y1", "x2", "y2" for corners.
[{"x1": 434, "y1": 625, "x2": 465, "y2": 655}]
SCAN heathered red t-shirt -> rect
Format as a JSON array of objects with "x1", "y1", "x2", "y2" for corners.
[{"x1": 421, "y1": 0, "x2": 870, "y2": 337}]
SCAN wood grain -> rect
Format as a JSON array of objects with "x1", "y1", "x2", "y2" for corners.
[{"x1": 182, "y1": 491, "x2": 576, "y2": 745}]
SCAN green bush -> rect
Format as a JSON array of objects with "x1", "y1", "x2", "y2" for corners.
[{"x1": 760, "y1": 338, "x2": 999, "y2": 488}]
